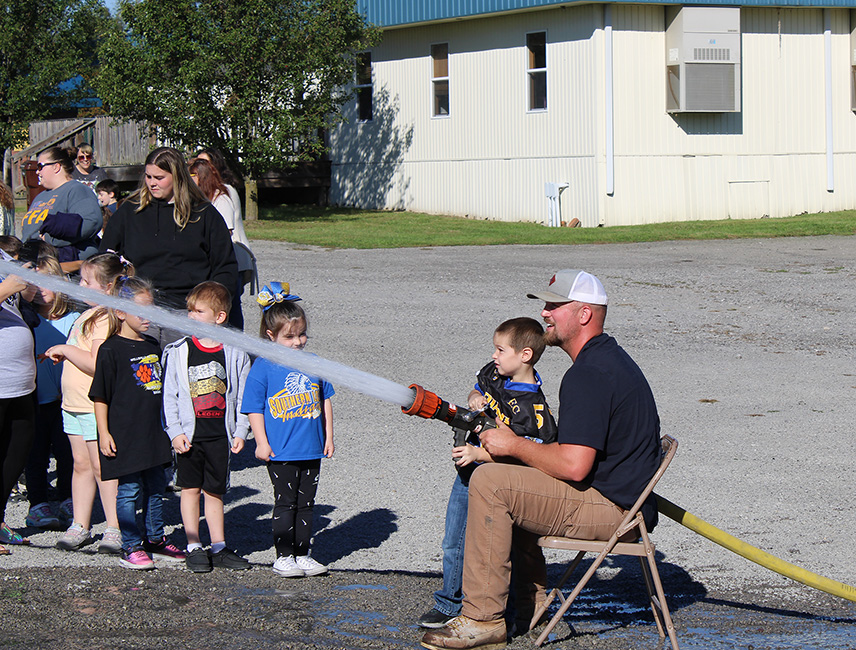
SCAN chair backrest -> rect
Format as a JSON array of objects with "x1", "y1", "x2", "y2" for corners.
[
  {"x1": 233, "y1": 242, "x2": 259, "y2": 295},
  {"x1": 617, "y1": 435, "x2": 677, "y2": 536}
]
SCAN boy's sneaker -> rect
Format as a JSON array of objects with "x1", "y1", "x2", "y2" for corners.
[
  {"x1": 185, "y1": 547, "x2": 212, "y2": 573},
  {"x1": 272, "y1": 555, "x2": 304, "y2": 578},
  {"x1": 211, "y1": 547, "x2": 250, "y2": 570},
  {"x1": 144, "y1": 537, "x2": 185, "y2": 562},
  {"x1": 58, "y1": 498, "x2": 74, "y2": 525},
  {"x1": 98, "y1": 527, "x2": 123, "y2": 555},
  {"x1": 418, "y1": 608, "x2": 457, "y2": 629},
  {"x1": 56, "y1": 523, "x2": 92, "y2": 551},
  {"x1": 25, "y1": 503, "x2": 63, "y2": 530},
  {"x1": 295, "y1": 554, "x2": 328, "y2": 577},
  {"x1": 119, "y1": 548, "x2": 155, "y2": 570}
]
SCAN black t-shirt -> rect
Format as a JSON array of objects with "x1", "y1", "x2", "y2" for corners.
[
  {"x1": 187, "y1": 337, "x2": 228, "y2": 440},
  {"x1": 475, "y1": 361, "x2": 557, "y2": 443},
  {"x1": 457, "y1": 361, "x2": 558, "y2": 484},
  {"x1": 557, "y1": 333, "x2": 661, "y2": 527},
  {"x1": 89, "y1": 334, "x2": 172, "y2": 480}
]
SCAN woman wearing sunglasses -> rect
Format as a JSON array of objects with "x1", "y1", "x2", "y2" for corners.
[
  {"x1": 71, "y1": 144, "x2": 110, "y2": 191},
  {"x1": 21, "y1": 147, "x2": 102, "y2": 266}
]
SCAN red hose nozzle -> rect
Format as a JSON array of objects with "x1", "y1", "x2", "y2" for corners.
[{"x1": 402, "y1": 383, "x2": 443, "y2": 419}]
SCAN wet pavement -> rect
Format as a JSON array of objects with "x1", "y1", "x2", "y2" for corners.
[{"x1": 2, "y1": 560, "x2": 854, "y2": 649}]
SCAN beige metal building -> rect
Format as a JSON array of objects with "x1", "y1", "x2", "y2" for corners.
[{"x1": 330, "y1": 2, "x2": 856, "y2": 226}]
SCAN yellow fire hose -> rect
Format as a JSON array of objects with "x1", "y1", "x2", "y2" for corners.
[{"x1": 656, "y1": 495, "x2": 856, "y2": 603}]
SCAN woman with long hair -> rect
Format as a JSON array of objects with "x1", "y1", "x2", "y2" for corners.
[
  {"x1": 188, "y1": 159, "x2": 250, "y2": 250},
  {"x1": 20, "y1": 147, "x2": 102, "y2": 264},
  {"x1": 188, "y1": 158, "x2": 250, "y2": 329},
  {"x1": 99, "y1": 147, "x2": 237, "y2": 339}
]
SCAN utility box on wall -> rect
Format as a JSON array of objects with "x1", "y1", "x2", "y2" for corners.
[{"x1": 666, "y1": 6, "x2": 741, "y2": 113}]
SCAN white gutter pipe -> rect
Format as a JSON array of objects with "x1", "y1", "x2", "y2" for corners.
[
  {"x1": 825, "y1": 8, "x2": 833, "y2": 192},
  {"x1": 605, "y1": 4, "x2": 614, "y2": 196}
]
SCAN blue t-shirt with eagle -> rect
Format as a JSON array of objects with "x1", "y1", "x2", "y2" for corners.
[{"x1": 241, "y1": 357, "x2": 335, "y2": 461}]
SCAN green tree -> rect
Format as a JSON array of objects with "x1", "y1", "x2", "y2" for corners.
[
  {"x1": 0, "y1": 0, "x2": 111, "y2": 163},
  {"x1": 95, "y1": 0, "x2": 377, "y2": 219}
]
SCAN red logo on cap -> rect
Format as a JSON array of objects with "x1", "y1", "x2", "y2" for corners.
[{"x1": 548, "y1": 274, "x2": 557, "y2": 286}]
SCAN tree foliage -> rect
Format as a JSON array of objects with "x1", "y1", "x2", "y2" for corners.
[
  {"x1": 0, "y1": 0, "x2": 111, "y2": 155},
  {"x1": 95, "y1": 0, "x2": 377, "y2": 189}
]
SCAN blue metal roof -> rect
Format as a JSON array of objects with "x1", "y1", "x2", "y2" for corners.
[{"x1": 359, "y1": 0, "x2": 856, "y2": 28}]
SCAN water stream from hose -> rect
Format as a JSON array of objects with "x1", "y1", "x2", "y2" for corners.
[{"x1": 0, "y1": 259, "x2": 417, "y2": 408}]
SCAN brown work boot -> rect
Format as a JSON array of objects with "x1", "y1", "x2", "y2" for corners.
[{"x1": 420, "y1": 615, "x2": 507, "y2": 650}]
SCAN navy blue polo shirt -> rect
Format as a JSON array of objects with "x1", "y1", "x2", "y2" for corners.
[{"x1": 557, "y1": 333, "x2": 661, "y2": 528}]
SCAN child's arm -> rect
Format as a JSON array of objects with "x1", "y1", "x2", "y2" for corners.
[
  {"x1": 453, "y1": 443, "x2": 492, "y2": 466},
  {"x1": 45, "y1": 338, "x2": 105, "y2": 376},
  {"x1": 248, "y1": 413, "x2": 273, "y2": 461},
  {"x1": 231, "y1": 351, "x2": 252, "y2": 453},
  {"x1": 0, "y1": 273, "x2": 28, "y2": 303},
  {"x1": 161, "y1": 347, "x2": 191, "y2": 453},
  {"x1": 322, "y1": 398, "x2": 334, "y2": 458},
  {"x1": 468, "y1": 389, "x2": 487, "y2": 411},
  {"x1": 93, "y1": 400, "x2": 116, "y2": 457}
]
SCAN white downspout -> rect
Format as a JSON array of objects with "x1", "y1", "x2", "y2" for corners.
[
  {"x1": 605, "y1": 4, "x2": 615, "y2": 196},
  {"x1": 825, "y1": 8, "x2": 834, "y2": 192}
]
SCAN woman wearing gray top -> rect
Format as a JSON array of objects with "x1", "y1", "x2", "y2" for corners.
[
  {"x1": 0, "y1": 251, "x2": 37, "y2": 553},
  {"x1": 21, "y1": 147, "x2": 102, "y2": 265}
]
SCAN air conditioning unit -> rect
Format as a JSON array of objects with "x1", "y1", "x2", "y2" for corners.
[{"x1": 666, "y1": 7, "x2": 741, "y2": 113}]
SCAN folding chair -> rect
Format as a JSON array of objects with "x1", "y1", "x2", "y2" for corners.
[
  {"x1": 233, "y1": 241, "x2": 259, "y2": 295},
  {"x1": 530, "y1": 434, "x2": 679, "y2": 649}
]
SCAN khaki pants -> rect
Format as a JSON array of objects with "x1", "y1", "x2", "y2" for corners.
[{"x1": 461, "y1": 463, "x2": 626, "y2": 622}]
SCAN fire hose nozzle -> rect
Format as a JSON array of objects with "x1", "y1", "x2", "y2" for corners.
[{"x1": 402, "y1": 383, "x2": 443, "y2": 419}]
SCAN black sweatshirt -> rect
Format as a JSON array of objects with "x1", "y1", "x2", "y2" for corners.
[{"x1": 100, "y1": 198, "x2": 238, "y2": 308}]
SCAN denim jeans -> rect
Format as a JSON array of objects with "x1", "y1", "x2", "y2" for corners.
[
  {"x1": 434, "y1": 474, "x2": 469, "y2": 616},
  {"x1": 116, "y1": 465, "x2": 167, "y2": 552}
]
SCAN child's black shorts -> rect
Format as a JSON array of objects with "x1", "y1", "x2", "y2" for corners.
[{"x1": 175, "y1": 436, "x2": 231, "y2": 495}]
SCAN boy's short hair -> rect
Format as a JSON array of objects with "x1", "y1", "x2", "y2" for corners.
[
  {"x1": 95, "y1": 178, "x2": 120, "y2": 197},
  {"x1": 0, "y1": 235, "x2": 22, "y2": 258},
  {"x1": 186, "y1": 281, "x2": 232, "y2": 316},
  {"x1": 495, "y1": 317, "x2": 547, "y2": 364}
]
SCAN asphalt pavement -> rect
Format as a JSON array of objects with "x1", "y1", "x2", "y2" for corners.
[{"x1": 2, "y1": 235, "x2": 855, "y2": 649}]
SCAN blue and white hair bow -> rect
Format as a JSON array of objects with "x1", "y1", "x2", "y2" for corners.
[{"x1": 257, "y1": 282, "x2": 301, "y2": 311}]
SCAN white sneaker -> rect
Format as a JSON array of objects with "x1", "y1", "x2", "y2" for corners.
[
  {"x1": 272, "y1": 555, "x2": 304, "y2": 578},
  {"x1": 295, "y1": 554, "x2": 328, "y2": 577}
]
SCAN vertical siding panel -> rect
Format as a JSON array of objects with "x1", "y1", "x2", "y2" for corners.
[{"x1": 331, "y1": 6, "x2": 856, "y2": 225}]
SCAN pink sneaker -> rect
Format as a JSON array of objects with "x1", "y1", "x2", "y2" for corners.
[
  {"x1": 120, "y1": 549, "x2": 155, "y2": 570},
  {"x1": 144, "y1": 537, "x2": 185, "y2": 562}
]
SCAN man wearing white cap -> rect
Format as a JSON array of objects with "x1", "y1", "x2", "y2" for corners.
[{"x1": 421, "y1": 270, "x2": 662, "y2": 650}]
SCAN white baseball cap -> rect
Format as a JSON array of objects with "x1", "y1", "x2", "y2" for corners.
[{"x1": 527, "y1": 269, "x2": 608, "y2": 306}]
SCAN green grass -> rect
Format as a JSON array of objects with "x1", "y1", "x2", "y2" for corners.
[{"x1": 245, "y1": 205, "x2": 856, "y2": 249}]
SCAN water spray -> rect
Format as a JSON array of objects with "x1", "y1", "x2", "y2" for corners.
[{"x1": 0, "y1": 259, "x2": 416, "y2": 408}]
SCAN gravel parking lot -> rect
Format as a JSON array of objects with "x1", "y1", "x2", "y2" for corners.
[{"x1": 2, "y1": 235, "x2": 855, "y2": 648}]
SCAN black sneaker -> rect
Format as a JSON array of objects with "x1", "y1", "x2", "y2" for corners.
[
  {"x1": 211, "y1": 547, "x2": 251, "y2": 570},
  {"x1": 418, "y1": 608, "x2": 456, "y2": 629},
  {"x1": 185, "y1": 547, "x2": 212, "y2": 573}
]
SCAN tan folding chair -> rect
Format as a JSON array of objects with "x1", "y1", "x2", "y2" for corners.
[{"x1": 530, "y1": 435, "x2": 679, "y2": 649}]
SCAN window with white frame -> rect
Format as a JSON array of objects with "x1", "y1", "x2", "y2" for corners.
[
  {"x1": 356, "y1": 52, "x2": 373, "y2": 121},
  {"x1": 527, "y1": 32, "x2": 547, "y2": 111},
  {"x1": 431, "y1": 43, "x2": 449, "y2": 117}
]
